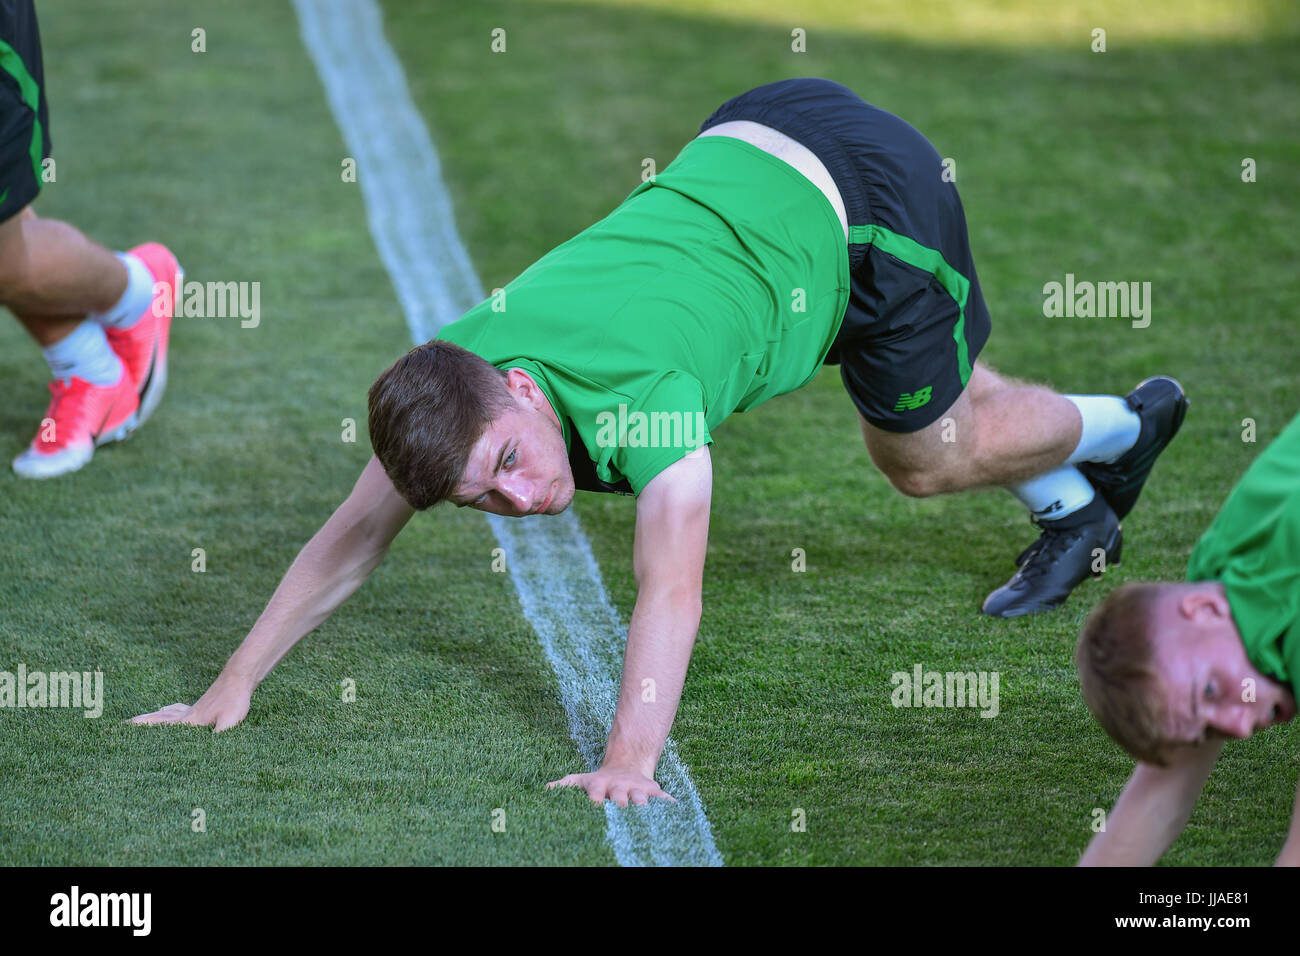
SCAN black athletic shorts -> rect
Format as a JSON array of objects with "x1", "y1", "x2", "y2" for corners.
[
  {"x1": 0, "y1": 0, "x2": 49, "y2": 225},
  {"x1": 699, "y1": 77, "x2": 992, "y2": 434}
]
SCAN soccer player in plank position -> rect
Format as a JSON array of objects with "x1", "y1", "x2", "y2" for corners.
[
  {"x1": 1075, "y1": 412, "x2": 1300, "y2": 865},
  {"x1": 1, "y1": 0, "x2": 180, "y2": 478},
  {"x1": 135, "y1": 78, "x2": 1185, "y2": 806}
]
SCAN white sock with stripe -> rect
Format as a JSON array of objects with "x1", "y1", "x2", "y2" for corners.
[
  {"x1": 42, "y1": 319, "x2": 124, "y2": 386},
  {"x1": 1064, "y1": 394, "x2": 1141, "y2": 465},
  {"x1": 89, "y1": 252, "x2": 155, "y2": 330},
  {"x1": 1008, "y1": 465, "x2": 1096, "y2": 522}
]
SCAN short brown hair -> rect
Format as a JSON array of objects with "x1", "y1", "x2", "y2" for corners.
[
  {"x1": 367, "y1": 340, "x2": 512, "y2": 509},
  {"x1": 1075, "y1": 582, "x2": 1174, "y2": 766}
]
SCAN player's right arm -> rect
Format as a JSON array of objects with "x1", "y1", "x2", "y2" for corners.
[
  {"x1": 1077, "y1": 737, "x2": 1225, "y2": 866},
  {"x1": 132, "y1": 455, "x2": 414, "y2": 731}
]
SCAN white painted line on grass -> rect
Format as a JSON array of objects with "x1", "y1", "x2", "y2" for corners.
[{"x1": 293, "y1": 0, "x2": 723, "y2": 867}]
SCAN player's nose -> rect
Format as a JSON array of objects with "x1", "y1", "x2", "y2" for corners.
[
  {"x1": 1208, "y1": 707, "x2": 1250, "y2": 739},
  {"x1": 1232, "y1": 708, "x2": 1259, "y2": 738},
  {"x1": 497, "y1": 479, "x2": 532, "y2": 514}
]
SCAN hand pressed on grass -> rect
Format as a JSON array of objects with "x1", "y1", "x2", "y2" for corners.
[
  {"x1": 547, "y1": 764, "x2": 677, "y2": 808},
  {"x1": 131, "y1": 676, "x2": 252, "y2": 732}
]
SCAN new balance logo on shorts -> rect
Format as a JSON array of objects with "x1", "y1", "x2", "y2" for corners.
[{"x1": 893, "y1": 386, "x2": 933, "y2": 412}]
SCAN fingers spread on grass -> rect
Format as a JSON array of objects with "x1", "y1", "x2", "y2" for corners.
[
  {"x1": 547, "y1": 773, "x2": 610, "y2": 805},
  {"x1": 547, "y1": 773, "x2": 603, "y2": 802},
  {"x1": 545, "y1": 772, "x2": 678, "y2": 808},
  {"x1": 130, "y1": 703, "x2": 192, "y2": 725}
]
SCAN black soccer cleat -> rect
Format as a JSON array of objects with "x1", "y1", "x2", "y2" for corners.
[
  {"x1": 982, "y1": 496, "x2": 1121, "y2": 618},
  {"x1": 1077, "y1": 376, "x2": 1188, "y2": 521}
]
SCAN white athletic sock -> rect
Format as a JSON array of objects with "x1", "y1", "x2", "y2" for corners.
[
  {"x1": 1008, "y1": 465, "x2": 1096, "y2": 522},
  {"x1": 89, "y1": 252, "x2": 154, "y2": 330},
  {"x1": 1064, "y1": 394, "x2": 1141, "y2": 465},
  {"x1": 42, "y1": 319, "x2": 124, "y2": 386}
]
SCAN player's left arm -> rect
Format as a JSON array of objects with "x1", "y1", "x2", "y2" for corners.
[
  {"x1": 547, "y1": 445, "x2": 712, "y2": 807},
  {"x1": 1276, "y1": 775, "x2": 1300, "y2": 866}
]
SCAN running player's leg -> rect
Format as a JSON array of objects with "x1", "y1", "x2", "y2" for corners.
[
  {"x1": 1, "y1": 204, "x2": 136, "y2": 478},
  {"x1": 0, "y1": 205, "x2": 129, "y2": 320},
  {"x1": 2, "y1": 0, "x2": 180, "y2": 478}
]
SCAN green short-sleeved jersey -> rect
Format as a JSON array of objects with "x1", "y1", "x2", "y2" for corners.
[
  {"x1": 437, "y1": 134, "x2": 850, "y2": 494},
  {"x1": 1187, "y1": 412, "x2": 1300, "y2": 691}
]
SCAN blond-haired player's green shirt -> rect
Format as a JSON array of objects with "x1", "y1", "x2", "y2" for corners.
[
  {"x1": 1188, "y1": 412, "x2": 1300, "y2": 690},
  {"x1": 437, "y1": 135, "x2": 849, "y2": 495}
]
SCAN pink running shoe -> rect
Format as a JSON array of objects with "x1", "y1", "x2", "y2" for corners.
[
  {"x1": 12, "y1": 372, "x2": 141, "y2": 479},
  {"x1": 106, "y1": 242, "x2": 182, "y2": 430}
]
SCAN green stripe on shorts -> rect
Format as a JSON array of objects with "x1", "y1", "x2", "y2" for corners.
[
  {"x1": 0, "y1": 37, "x2": 44, "y2": 186},
  {"x1": 848, "y1": 223, "x2": 974, "y2": 386}
]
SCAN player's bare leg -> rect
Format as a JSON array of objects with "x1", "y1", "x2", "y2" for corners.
[
  {"x1": 860, "y1": 362, "x2": 1080, "y2": 496},
  {"x1": 862, "y1": 359, "x2": 1186, "y2": 617}
]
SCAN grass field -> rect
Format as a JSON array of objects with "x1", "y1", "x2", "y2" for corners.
[{"x1": 1, "y1": 0, "x2": 1298, "y2": 865}]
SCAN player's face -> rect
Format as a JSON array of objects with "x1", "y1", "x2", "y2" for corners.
[
  {"x1": 1151, "y1": 583, "x2": 1297, "y2": 750},
  {"x1": 450, "y1": 375, "x2": 575, "y2": 517}
]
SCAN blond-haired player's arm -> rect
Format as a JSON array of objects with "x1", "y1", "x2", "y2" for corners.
[{"x1": 1078, "y1": 738, "x2": 1225, "y2": 866}]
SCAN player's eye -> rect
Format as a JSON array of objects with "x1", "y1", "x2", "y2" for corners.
[
  {"x1": 1204, "y1": 680, "x2": 1217, "y2": 700},
  {"x1": 505, "y1": 449, "x2": 516, "y2": 467}
]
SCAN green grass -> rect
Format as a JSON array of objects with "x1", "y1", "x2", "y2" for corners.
[{"x1": 1, "y1": 0, "x2": 1298, "y2": 865}]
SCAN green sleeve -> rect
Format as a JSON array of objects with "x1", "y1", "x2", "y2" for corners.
[
  {"x1": 607, "y1": 371, "x2": 712, "y2": 495},
  {"x1": 1188, "y1": 413, "x2": 1300, "y2": 688}
]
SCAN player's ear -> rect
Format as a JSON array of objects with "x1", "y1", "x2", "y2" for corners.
[
  {"x1": 503, "y1": 367, "x2": 540, "y2": 407},
  {"x1": 1179, "y1": 584, "x2": 1230, "y2": 624}
]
